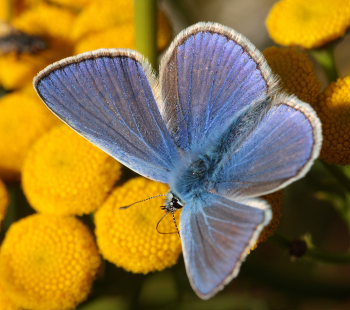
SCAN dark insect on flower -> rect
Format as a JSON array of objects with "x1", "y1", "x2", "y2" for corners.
[{"x1": 0, "y1": 27, "x2": 47, "y2": 55}]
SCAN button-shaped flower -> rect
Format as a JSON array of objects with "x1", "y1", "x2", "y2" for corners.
[
  {"x1": 264, "y1": 46, "x2": 322, "y2": 104},
  {"x1": 0, "y1": 87, "x2": 59, "y2": 180},
  {"x1": 95, "y1": 177, "x2": 182, "y2": 274},
  {"x1": 23, "y1": 124, "x2": 122, "y2": 215},
  {"x1": 314, "y1": 77, "x2": 350, "y2": 164},
  {"x1": 0, "y1": 214, "x2": 101, "y2": 310},
  {"x1": 266, "y1": 0, "x2": 350, "y2": 48}
]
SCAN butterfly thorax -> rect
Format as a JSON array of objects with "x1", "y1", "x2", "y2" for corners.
[{"x1": 170, "y1": 154, "x2": 216, "y2": 204}]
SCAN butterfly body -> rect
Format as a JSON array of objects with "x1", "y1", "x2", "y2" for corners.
[{"x1": 34, "y1": 22, "x2": 322, "y2": 299}]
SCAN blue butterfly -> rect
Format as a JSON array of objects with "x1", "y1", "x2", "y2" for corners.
[{"x1": 34, "y1": 23, "x2": 322, "y2": 299}]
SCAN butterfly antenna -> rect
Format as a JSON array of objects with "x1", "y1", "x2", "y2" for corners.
[
  {"x1": 156, "y1": 211, "x2": 180, "y2": 237},
  {"x1": 119, "y1": 194, "x2": 167, "y2": 210},
  {"x1": 171, "y1": 210, "x2": 181, "y2": 237},
  {"x1": 156, "y1": 212, "x2": 171, "y2": 234}
]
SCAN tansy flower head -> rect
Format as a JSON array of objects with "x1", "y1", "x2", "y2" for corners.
[
  {"x1": 0, "y1": 179, "x2": 8, "y2": 228},
  {"x1": 72, "y1": 0, "x2": 172, "y2": 54},
  {"x1": 0, "y1": 3, "x2": 75, "y2": 89},
  {"x1": 72, "y1": 0, "x2": 134, "y2": 40},
  {"x1": 266, "y1": 0, "x2": 350, "y2": 48},
  {"x1": 314, "y1": 77, "x2": 350, "y2": 164},
  {"x1": 0, "y1": 214, "x2": 101, "y2": 310},
  {"x1": 0, "y1": 87, "x2": 59, "y2": 181},
  {"x1": 264, "y1": 46, "x2": 322, "y2": 104},
  {"x1": 95, "y1": 177, "x2": 182, "y2": 274},
  {"x1": 23, "y1": 124, "x2": 122, "y2": 215}
]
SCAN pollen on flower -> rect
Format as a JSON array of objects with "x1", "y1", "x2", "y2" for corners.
[
  {"x1": 0, "y1": 214, "x2": 101, "y2": 310},
  {"x1": 22, "y1": 125, "x2": 122, "y2": 215},
  {"x1": 0, "y1": 178, "x2": 8, "y2": 228},
  {"x1": 266, "y1": 0, "x2": 350, "y2": 48},
  {"x1": 264, "y1": 46, "x2": 321, "y2": 104},
  {"x1": 75, "y1": 10, "x2": 172, "y2": 54},
  {"x1": 0, "y1": 282, "x2": 20, "y2": 310},
  {"x1": 0, "y1": 87, "x2": 59, "y2": 181},
  {"x1": 314, "y1": 77, "x2": 350, "y2": 164},
  {"x1": 95, "y1": 177, "x2": 182, "y2": 274}
]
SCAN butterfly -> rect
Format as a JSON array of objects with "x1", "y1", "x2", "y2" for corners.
[{"x1": 33, "y1": 22, "x2": 322, "y2": 299}]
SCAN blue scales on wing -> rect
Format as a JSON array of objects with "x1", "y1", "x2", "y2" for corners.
[
  {"x1": 34, "y1": 50, "x2": 179, "y2": 183},
  {"x1": 159, "y1": 23, "x2": 277, "y2": 152},
  {"x1": 180, "y1": 193, "x2": 271, "y2": 299}
]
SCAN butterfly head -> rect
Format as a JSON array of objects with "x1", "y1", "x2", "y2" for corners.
[{"x1": 165, "y1": 192, "x2": 184, "y2": 213}]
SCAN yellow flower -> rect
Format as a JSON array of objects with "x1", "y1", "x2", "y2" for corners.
[
  {"x1": 72, "y1": 0, "x2": 134, "y2": 40},
  {"x1": 314, "y1": 77, "x2": 350, "y2": 164},
  {"x1": 0, "y1": 87, "x2": 59, "y2": 181},
  {"x1": 0, "y1": 214, "x2": 101, "y2": 310},
  {"x1": 0, "y1": 283, "x2": 20, "y2": 310},
  {"x1": 266, "y1": 0, "x2": 350, "y2": 48},
  {"x1": 49, "y1": 0, "x2": 92, "y2": 10},
  {"x1": 264, "y1": 46, "x2": 322, "y2": 104},
  {"x1": 0, "y1": 179, "x2": 8, "y2": 228},
  {"x1": 95, "y1": 177, "x2": 182, "y2": 274},
  {"x1": 0, "y1": 3, "x2": 75, "y2": 89},
  {"x1": 23, "y1": 125, "x2": 122, "y2": 215},
  {"x1": 13, "y1": 3, "x2": 76, "y2": 43},
  {"x1": 73, "y1": 0, "x2": 172, "y2": 54}
]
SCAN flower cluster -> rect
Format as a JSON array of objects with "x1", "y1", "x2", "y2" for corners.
[
  {"x1": 266, "y1": 0, "x2": 350, "y2": 165},
  {"x1": 0, "y1": 214, "x2": 101, "y2": 310},
  {"x1": 0, "y1": 0, "x2": 174, "y2": 308}
]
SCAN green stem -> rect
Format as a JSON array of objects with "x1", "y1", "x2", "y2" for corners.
[
  {"x1": 311, "y1": 46, "x2": 339, "y2": 82},
  {"x1": 321, "y1": 161, "x2": 350, "y2": 193},
  {"x1": 272, "y1": 234, "x2": 350, "y2": 264},
  {"x1": 135, "y1": 0, "x2": 158, "y2": 70}
]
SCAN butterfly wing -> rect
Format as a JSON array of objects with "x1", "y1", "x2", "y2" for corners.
[
  {"x1": 180, "y1": 193, "x2": 271, "y2": 299},
  {"x1": 159, "y1": 22, "x2": 278, "y2": 151},
  {"x1": 213, "y1": 95, "x2": 322, "y2": 198},
  {"x1": 34, "y1": 49, "x2": 179, "y2": 182}
]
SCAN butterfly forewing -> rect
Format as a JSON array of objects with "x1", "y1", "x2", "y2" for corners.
[
  {"x1": 159, "y1": 23, "x2": 278, "y2": 152},
  {"x1": 34, "y1": 50, "x2": 179, "y2": 183}
]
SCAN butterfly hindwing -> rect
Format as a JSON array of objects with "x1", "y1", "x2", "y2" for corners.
[
  {"x1": 34, "y1": 49, "x2": 179, "y2": 183},
  {"x1": 213, "y1": 95, "x2": 322, "y2": 198},
  {"x1": 180, "y1": 193, "x2": 271, "y2": 299},
  {"x1": 159, "y1": 22, "x2": 278, "y2": 152}
]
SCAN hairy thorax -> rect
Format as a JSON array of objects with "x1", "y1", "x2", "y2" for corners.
[{"x1": 170, "y1": 154, "x2": 217, "y2": 204}]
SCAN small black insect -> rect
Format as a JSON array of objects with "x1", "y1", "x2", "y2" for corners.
[{"x1": 0, "y1": 28, "x2": 47, "y2": 55}]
